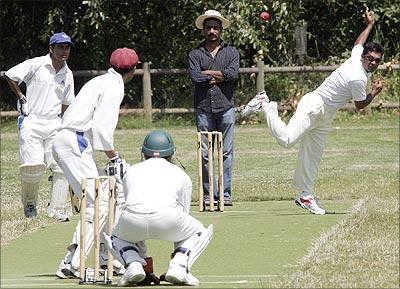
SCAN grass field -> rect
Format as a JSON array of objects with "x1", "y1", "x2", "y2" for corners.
[{"x1": 1, "y1": 110, "x2": 399, "y2": 288}]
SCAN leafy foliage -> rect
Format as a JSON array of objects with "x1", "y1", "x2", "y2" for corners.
[{"x1": 1, "y1": 0, "x2": 399, "y2": 109}]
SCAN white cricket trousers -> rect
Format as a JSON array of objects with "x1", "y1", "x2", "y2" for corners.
[
  {"x1": 263, "y1": 92, "x2": 337, "y2": 193},
  {"x1": 18, "y1": 114, "x2": 64, "y2": 206},
  {"x1": 18, "y1": 114, "x2": 61, "y2": 167},
  {"x1": 53, "y1": 128, "x2": 110, "y2": 269},
  {"x1": 113, "y1": 206, "x2": 205, "y2": 244}
]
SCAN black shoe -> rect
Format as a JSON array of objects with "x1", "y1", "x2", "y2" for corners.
[
  {"x1": 223, "y1": 196, "x2": 233, "y2": 206},
  {"x1": 24, "y1": 203, "x2": 37, "y2": 218},
  {"x1": 204, "y1": 195, "x2": 217, "y2": 206}
]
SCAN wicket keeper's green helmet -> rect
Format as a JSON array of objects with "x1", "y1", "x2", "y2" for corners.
[{"x1": 141, "y1": 130, "x2": 175, "y2": 158}]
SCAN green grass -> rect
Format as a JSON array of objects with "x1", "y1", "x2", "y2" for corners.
[
  {"x1": 276, "y1": 196, "x2": 399, "y2": 288},
  {"x1": 1, "y1": 110, "x2": 399, "y2": 288},
  {"x1": 1, "y1": 200, "x2": 354, "y2": 288}
]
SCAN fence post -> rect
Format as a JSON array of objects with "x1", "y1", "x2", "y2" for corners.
[
  {"x1": 142, "y1": 62, "x2": 152, "y2": 121},
  {"x1": 256, "y1": 60, "x2": 265, "y2": 93}
]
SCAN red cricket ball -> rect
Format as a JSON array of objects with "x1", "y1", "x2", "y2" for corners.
[{"x1": 260, "y1": 11, "x2": 270, "y2": 21}]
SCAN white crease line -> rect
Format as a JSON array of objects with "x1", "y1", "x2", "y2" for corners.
[
  {"x1": 1, "y1": 280, "x2": 264, "y2": 288},
  {"x1": 193, "y1": 210, "x2": 274, "y2": 214},
  {"x1": 333, "y1": 126, "x2": 398, "y2": 130},
  {"x1": 2, "y1": 274, "x2": 278, "y2": 282},
  {"x1": 198, "y1": 274, "x2": 279, "y2": 278}
]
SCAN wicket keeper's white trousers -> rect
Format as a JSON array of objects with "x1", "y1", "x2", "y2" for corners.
[
  {"x1": 113, "y1": 206, "x2": 205, "y2": 243},
  {"x1": 263, "y1": 92, "x2": 337, "y2": 193}
]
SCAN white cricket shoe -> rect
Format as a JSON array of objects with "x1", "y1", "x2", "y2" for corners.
[
  {"x1": 56, "y1": 244, "x2": 79, "y2": 279},
  {"x1": 24, "y1": 202, "x2": 37, "y2": 218},
  {"x1": 241, "y1": 91, "x2": 270, "y2": 117},
  {"x1": 295, "y1": 192, "x2": 325, "y2": 215},
  {"x1": 165, "y1": 260, "x2": 199, "y2": 286},
  {"x1": 56, "y1": 261, "x2": 79, "y2": 279},
  {"x1": 117, "y1": 262, "x2": 145, "y2": 287}
]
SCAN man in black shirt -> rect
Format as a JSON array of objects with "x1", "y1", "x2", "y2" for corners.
[{"x1": 188, "y1": 10, "x2": 240, "y2": 206}]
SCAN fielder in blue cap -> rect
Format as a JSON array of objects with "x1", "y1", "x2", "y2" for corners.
[{"x1": 4, "y1": 31, "x2": 75, "y2": 222}]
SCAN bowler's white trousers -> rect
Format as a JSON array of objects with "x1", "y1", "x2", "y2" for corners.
[{"x1": 263, "y1": 92, "x2": 337, "y2": 193}]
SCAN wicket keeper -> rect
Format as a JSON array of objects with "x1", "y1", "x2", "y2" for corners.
[{"x1": 103, "y1": 130, "x2": 213, "y2": 286}]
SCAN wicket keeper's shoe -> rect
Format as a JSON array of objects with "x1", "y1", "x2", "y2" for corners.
[
  {"x1": 118, "y1": 262, "x2": 146, "y2": 287},
  {"x1": 24, "y1": 202, "x2": 37, "y2": 218},
  {"x1": 165, "y1": 260, "x2": 199, "y2": 286},
  {"x1": 295, "y1": 192, "x2": 325, "y2": 215},
  {"x1": 241, "y1": 91, "x2": 270, "y2": 117}
]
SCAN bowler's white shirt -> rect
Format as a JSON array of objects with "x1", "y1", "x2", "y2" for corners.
[
  {"x1": 315, "y1": 44, "x2": 370, "y2": 110},
  {"x1": 5, "y1": 54, "x2": 75, "y2": 118},
  {"x1": 123, "y1": 158, "x2": 192, "y2": 214},
  {"x1": 61, "y1": 68, "x2": 124, "y2": 151}
]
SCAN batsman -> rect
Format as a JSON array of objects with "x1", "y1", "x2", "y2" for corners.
[
  {"x1": 52, "y1": 47, "x2": 140, "y2": 278},
  {"x1": 103, "y1": 130, "x2": 213, "y2": 286}
]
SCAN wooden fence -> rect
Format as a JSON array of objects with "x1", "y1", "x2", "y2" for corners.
[{"x1": 1, "y1": 61, "x2": 399, "y2": 119}]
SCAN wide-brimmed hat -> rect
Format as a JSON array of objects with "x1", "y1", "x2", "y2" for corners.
[{"x1": 195, "y1": 9, "x2": 230, "y2": 29}]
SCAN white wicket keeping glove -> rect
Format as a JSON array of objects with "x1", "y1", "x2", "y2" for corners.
[{"x1": 104, "y1": 155, "x2": 129, "y2": 183}]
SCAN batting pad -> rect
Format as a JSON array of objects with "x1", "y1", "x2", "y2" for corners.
[
  {"x1": 20, "y1": 163, "x2": 46, "y2": 206},
  {"x1": 48, "y1": 172, "x2": 70, "y2": 211},
  {"x1": 70, "y1": 207, "x2": 108, "y2": 270}
]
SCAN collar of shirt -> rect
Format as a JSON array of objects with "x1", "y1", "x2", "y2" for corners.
[
  {"x1": 197, "y1": 39, "x2": 228, "y2": 55},
  {"x1": 44, "y1": 53, "x2": 69, "y2": 74},
  {"x1": 107, "y1": 67, "x2": 124, "y2": 85}
]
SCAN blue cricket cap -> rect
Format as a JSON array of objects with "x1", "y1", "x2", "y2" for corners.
[{"x1": 49, "y1": 32, "x2": 74, "y2": 46}]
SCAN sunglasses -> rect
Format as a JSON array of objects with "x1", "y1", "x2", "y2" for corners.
[{"x1": 364, "y1": 54, "x2": 381, "y2": 64}]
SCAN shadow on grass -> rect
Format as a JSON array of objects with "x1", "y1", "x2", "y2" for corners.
[{"x1": 25, "y1": 274, "x2": 58, "y2": 278}]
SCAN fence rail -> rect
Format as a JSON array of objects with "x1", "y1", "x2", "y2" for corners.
[{"x1": 1, "y1": 62, "x2": 398, "y2": 119}]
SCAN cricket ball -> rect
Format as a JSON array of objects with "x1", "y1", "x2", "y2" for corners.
[{"x1": 260, "y1": 11, "x2": 270, "y2": 21}]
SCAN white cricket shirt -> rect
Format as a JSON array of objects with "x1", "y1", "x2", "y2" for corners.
[
  {"x1": 315, "y1": 44, "x2": 370, "y2": 110},
  {"x1": 61, "y1": 68, "x2": 124, "y2": 151},
  {"x1": 123, "y1": 158, "x2": 193, "y2": 214},
  {"x1": 5, "y1": 54, "x2": 75, "y2": 118}
]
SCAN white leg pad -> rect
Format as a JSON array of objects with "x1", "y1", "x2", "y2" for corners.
[
  {"x1": 174, "y1": 224, "x2": 213, "y2": 270},
  {"x1": 103, "y1": 233, "x2": 147, "y2": 267},
  {"x1": 69, "y1": 206, "x2": 108, "y2": 270},
  {"x1": 20, "y1": 164, "x2": 46, "y2": 206},
  {"x1": 48, "y1": 172, "x2": 71, "y2": 219}
]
